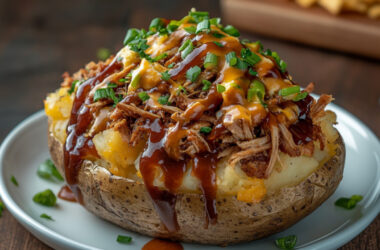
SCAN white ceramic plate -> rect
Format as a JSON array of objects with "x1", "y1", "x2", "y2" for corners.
[{"x1": 0, "y1": 105, "x2": 379, "y2": 250}]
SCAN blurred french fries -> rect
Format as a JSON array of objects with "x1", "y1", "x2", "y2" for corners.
[{"x1": 294, "y1": 0, "x2": 380, "y2": 18}]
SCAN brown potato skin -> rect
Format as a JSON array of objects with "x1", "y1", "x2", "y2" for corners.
[{"x1": 48, "y1": 126, "x2": 345, "y2": 245}]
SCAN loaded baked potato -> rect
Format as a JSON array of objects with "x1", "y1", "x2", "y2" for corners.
[{"x1": 45, "y1": 9, "x2": 345, "y2": 245}]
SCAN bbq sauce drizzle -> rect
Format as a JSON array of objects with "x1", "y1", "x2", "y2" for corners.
[{"x1": 62, "y1": 21, "x2": 317, "y2": 232}]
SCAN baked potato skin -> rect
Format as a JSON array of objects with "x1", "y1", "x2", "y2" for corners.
[{"x1": 48, "y1": 126, "x2": 345, "y2": 245}]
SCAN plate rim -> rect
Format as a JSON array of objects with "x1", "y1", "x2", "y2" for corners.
[{"x1": 0, "y1": 108, "x2": 379, "y2": 250}]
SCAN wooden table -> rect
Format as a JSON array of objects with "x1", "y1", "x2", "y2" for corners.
[{"x1": 0, "y1": 0, "x2": 378, "y2": 249}]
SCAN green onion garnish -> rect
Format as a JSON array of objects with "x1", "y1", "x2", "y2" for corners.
[
  {"x1": 211, "y1": 32, "x2": 225, "y2": 38},
  {"x1": 241, "y1": 48, "x2": 261, "y2": 66},
  {"x1": 11, "y1": 176, "x2": 18, "y2": 186},
  {"x1": 94, "y1": 88, "x2": 121, "y2": 105},
  {"x1": 40, "y1": 213, "x2": 54, "y2": 221},
  {"x1": 278, "y1": 86, "x2": 300, "y2": 97},
  {"x1": 226, "y1": 51, "x2": 238, "y2": 66},
  {"x1": 177, "y1": 85, "x2": 187, "y2": 95},
  {"x1": 263, "y1": 49, "x2": 287, "y2": 73},
  {"x1": 204, "y1": 52, "x2": 218, "y2": 69},
  {"x1": 181, "y1": 41, "x2": 194, "y2": 59},
  {"x1": 200, "y1": 127, "x2": 212, "y2": 134},
  {"x1": 107, "y1": 82, "x2": 118, "y2": 88},
  {"x1": 117, "y1": 235, "x2": 132, "y2": 244},
  {"x1": 186, "y1": 66, "x2": 201, "y2": 82},
  {"x1": 210, "y1": 17, "x2": 221, "y2": 26},
  {"x1": 167, "y1": 20, "x2": 180, "y2": 33},
  {"x1": 149, "y1": 18, "x2": 165, "y2": 32},
  {"x1": 223, "y1": 25, "x2": 240, "y2": 37},
  {"x1": 118, "y1": 78, "x2": 127, "y2": 83},
  {"x1": 275, "y1": 235, "x2": 297, "y2": 250},
  {"x1": 189, "y1": 11, "x2": 209, "y2": 23},
  {"x1": 96, "y1": 48, "x2": 111, "y2": 61},
  {"x1": 293, "y1": 92, "x2": 308, "y2": 102},
  {"x1": 158, "y1": 95, "x2": 170, "y2": 105},
  {"x1": 202, "y1": 80, "x2": 212, "y2": 91},
  {"x1": 153, "y1": 53, "x2": 168, "y2": 62},
  {"x1": 216, "y1": 84, "x2": 226, "y2": 93},
  {"x1": 184, "y1": 26, "x2": 196, "y2": 34},
  {"x1": 123, "y1": 28, "x2": 139, "y2": 45},
  {"x1": 213, "y1": 41, "x2": 223, "y2": 47},
  {"x1": 37, "y1": 159, "x2": 64, "y2": 182},
  {"x1": 167, "y1": 63, "x2": 175, "y2": 68},
  {"x1": 248, "y1": 68, "x2": 258, "y2": 76},
  {"x1": 0, "y1": 200, "x2": 4, "y2": 217},
  {"x1": 67, "y1": 80, "x2": 80, "y2": 95},
  {"x1": 138, "y1": 92, "x2": 150, "y2": 102},
  {"x1": 196, "y1": 19, "x2": 210, "y2": 34},
  {"x1": 247, "y1": 80, "x2": 266, "y2": 103},
  {"x1": 179, "y1": 39, "x2": 191, "y2": 51},
  {"x1": 161, "y1": 70, "x2": 171, "y2": 81},
  {"x1": 235, "y1": 58, "x2": 248, "y2": 70},
  {"x1": 335, "y1": 195, "x2": 363, "y2": 210},
  {"x1": 33, "y1": 189, "x2": 57, "y2": 207}
]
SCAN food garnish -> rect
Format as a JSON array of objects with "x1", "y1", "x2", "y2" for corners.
[
  {"x1": 0, "y1": 200, "x2": 5, "y2": 217},
  {"x1": 37, "y1": 159, "x2": 64, "y2": 182},
  {"x1": 335, "y1": 195, "x2": 363, "y2": 209},
  {"x1": 40, "y1": 213, "x2": 54, "y2": 221},
  {"x1": 10, "y1": 176, "x2": 18, "y2": 186},
  {"x1": 33, "y1": 189, "x2": 57, "y2": 207},
  {"x1": 116, "y1": 235, "x2": 132, "y2": 244},
  {"x1": 275, "y1": 235, "x2": 297, "y2": 249}
]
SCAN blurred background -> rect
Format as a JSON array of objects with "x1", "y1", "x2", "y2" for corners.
[{"x1": 0, "y1": 0, "x2": 379, "y2": 249}]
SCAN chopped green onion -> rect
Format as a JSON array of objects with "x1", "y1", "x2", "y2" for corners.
[
  {"x1": 161, "y1": 70, "x2": 171, "y2": 81},
  {"x1": 179, "y1": 39, "x2": 191, "y2": 51},
  {"x1": 177, "y1": 85, "x2": 187, "y2": 95},
  {"x1": 153, "y1": 53, "x2": 168, "y2": 62},
  {"x1": 235, "y1": 59, "x2": 248, "y2": 70},
  {"x1": 37, "y1": 159, "x2": 64, "y2": 182},
  {"x1": 200, "y1": 127, "x2": 212, "y2": 134},
  {"x1": 127, "y1": 72, "x2": 132, "y2": 78},
  {"x1": 11, "y1": 176, "x2": 18, "y2": 186},
  {"x1": 247, "y1": 80, "x2": 266, "y2": 103},
  {"x1": 149, "y1": 18, "x2": 165, "y2": 32},
  {"x1": 186, "y1": 66, "x2": 201, "y2": 82},
  {"x1": 33, "y1": 189, "x2": 57, "y2": 207},
  {"x1": 0, "y1": 200, "x2": 4, "y2": 217},
  {"x1": 167, "y1": 63, "x2": 175, "y2": 68},
  {"x1": 255, "y1": 41, "x2": 264, "y2": 52},
  {"x1": 196, "y1": 19, "x2": 210, "y2": 34},
  {"x1": 117, "y1": 235, "x2": 132, "y2": 244},
  {"x1": 213, "y1": 41, "x2": 223, "y2": 47},
  {"x1": 123, "y1": 28, "x2": 139, "y2": 45},
  {"x1": 181, "y1": 41, "x2": 194, "y2": 59},
  {"x1": 40, "y1": 213, "x2": 54, "y2": 221},
  {"x1": 184, "y1": 26, "x2": 196, "y2": 34},
  {"x1": 107, "y1": 82, "x2": 118, "y2": 88},
  {"x1": 279, "y1": 60, "x2": 287, "y2": 73},
  {"x1": 226, "y1": 52, "x2": 238, "y2": 66},
  {"x1": 211, "y1": 32, "x2": 225, "y2": 38},
  {"x1": 118, "y1": 78, "x2": 127, "y2": 83},
  {"x1": 275, "y1": 235, "x2": 297, "y2": 250},
  {"x1": 167, "y1": 20, "x2": 180, "y2": 33},
  {"x1": 335, "y1": 195, "x2": 363, "y2": 209},
  {"x1": 189, "y1": 11, "x2": 209, "y2": 23},
  {"x1": 202, "y1": 80, "x2": 212, "y2": 91},
  {"x1": 232, "y1": 83, "x2": 242, "y2": 89},
  {"x1": 223, "y1": 25, "x2": 240, "y2": 37},
  {"x1": 293, "y1": 92, "x2": 308, "y2": 101},
  {"x1": 94, "y1": 87, "x2": 121, "y2": 105},
  {"x1": 204, "y1": 52, "x2": 218, "y2": 69},
  {"x1": 278, "y1": 86, "x2": 300, "y2": 97},
  {"x1": 67, "y1": 80, "x2": 80, "y2": 95},
  {"x1": 216, "y1": 84, "x2": 226, "y2": 93},
  {"x1": 97, "y1": 48, "x2": 111, "y2": 61},
  {"x1": 248, "y1": 68, "x2": 258, "y2": 76},
  {"x1": 241, "y1": 48, "x2": 261, "y2": 66},
  {"x1": 263, "y1": 49, "x2": 287, "y2": 73},
  {"x1": 158, "y1": 95, "x2": 170, "y2": 105},
  {"x1": 138, "y1": 92, "x2": 150, "y2": 102},
  {"x1": 210, "y1": 17, "x2": 221, "y2": 26}
]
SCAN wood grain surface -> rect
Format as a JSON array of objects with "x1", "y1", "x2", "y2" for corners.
[
  {"x1": 221, "y1": 0, "x2": 380, "y2": 59},
  {"x1": 0, "y1": 0, "x2": 379, "y2": 249}
]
